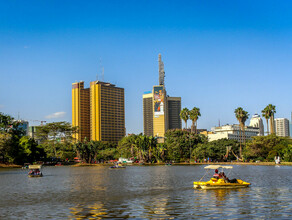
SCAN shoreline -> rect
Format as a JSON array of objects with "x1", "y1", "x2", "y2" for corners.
[
  {"x1": 1, "y1": 162, "x2": 291, "y2": 168},
  {"x1": 71, "y1": 161, "x2": 292, "y2": 167}
]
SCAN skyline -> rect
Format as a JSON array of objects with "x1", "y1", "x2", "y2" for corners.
[{"x1": 1, "y1": 0, "x2": 292, "y2": 134}]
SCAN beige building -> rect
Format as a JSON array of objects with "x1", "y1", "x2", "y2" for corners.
[
  {"x1": 208, "y1": 124, "x2": 260, "y2": 142},
  {"x1": 274, "y1": 118, "x2": 290, "y2": 137}
]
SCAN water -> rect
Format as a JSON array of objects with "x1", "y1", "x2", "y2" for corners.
[{"x1": 0, "y1": 165, "x2": 291, "y2": 219}]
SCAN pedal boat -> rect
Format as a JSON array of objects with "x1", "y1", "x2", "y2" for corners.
[
  {"x1": 28, "y1": 165, "x2": 43, "y2": 177},
  {"x1": 193, "y1": 165, "x2": 250, "y2": 189}
]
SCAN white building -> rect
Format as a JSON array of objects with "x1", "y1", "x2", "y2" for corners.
[
  {"x1": 274, "y1": 118, "x2": 290, "y2": 137},
  {"x1": 249, "y1": 113, "x2": 264, "y2": 136},
  {"x1": 208, "y1": 124, "x2": 260, "y2": 142}
]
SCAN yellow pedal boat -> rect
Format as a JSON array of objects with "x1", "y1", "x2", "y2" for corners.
[{"x1": 193, "y1": 165, "x2": 250, "y2": 189}]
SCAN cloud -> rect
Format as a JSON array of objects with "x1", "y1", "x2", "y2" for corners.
[
  {"x1": 0, "y1": 104, "x2": 4, "y2": 109},
  {"x1": 45, "y1": 112, "x2": 66, "y2": 119},
  {"x1": 24, "y1": 46, "x2": 30, "y2": 49}
]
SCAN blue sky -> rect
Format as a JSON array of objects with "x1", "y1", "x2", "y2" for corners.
[{"x1": 1, "y1": 0, "x2": 292, "y2": 133}]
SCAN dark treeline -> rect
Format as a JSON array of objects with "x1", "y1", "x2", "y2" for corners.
[{"x1": 1, "y1": 112, "x2": 292, "y2": 165}]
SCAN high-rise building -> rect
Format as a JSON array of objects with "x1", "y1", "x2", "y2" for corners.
[
  {"x1": 167, "y1": 97, "x2": 182, "y2": 130},
  {"x1": 143, "y1": 54, "x2": 181, "y2": 140},
  {"x1": 72, "y1": 80, "x2": 125, "y2": 143},
  {"x1": 274, "y1": 118, "x2": 290, "y2": 137},
  {"x1": 143, "y1": 91, "x2": 153, "y2": 136},
  {"x1": 249, "y1": 113, "x2": 264, "y2": 136},
  {"x1": 90, "y1": 81, "x2": 125, "y2": 142},
  {"x1": 72, "y1": 81, "x2": 90, "y2": 141}
]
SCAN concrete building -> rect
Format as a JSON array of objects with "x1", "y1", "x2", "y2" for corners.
[
  {"x1": 72, "y1": 80, "x2": 125, "y2": 143},
  {"x1": 143, "y1": 92, "x2": 153, "y2": 137},
  {"x1": 143, "y1": 54, "x2": 181, "y2": 140},
  {"x1": 208, "y1": 124, "x2": 260, "y2": 142},
  {"x1": 90, "y1": 81, "x2": 125, "y2": 143},
  {"x1": 249, "y1": 113, "x2": 264, "y2": 136},
  {"x1": 274, "y1": 118, "x2": 290, "y2": 137},
  {"x1": 72, "y1": 81, "x2": 90, "y2": 141}
]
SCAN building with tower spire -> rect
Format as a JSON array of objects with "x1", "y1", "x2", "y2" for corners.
[
  {"x1": 143, "y1": 54, "x2": 181, "y2": 142},
  {"x1": 249, "y1": 113, "x2": 264, "y2": 136}
]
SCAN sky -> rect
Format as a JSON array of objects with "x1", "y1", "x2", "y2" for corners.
[{"x1": 1, "y1": 0, "x2": 292, "y2": 133}]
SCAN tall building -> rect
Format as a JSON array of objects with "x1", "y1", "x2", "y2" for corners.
[
  {"x1": 274, "y1": 118, "x2": 290, "y2": 137},
  {"x1": 72, "y1": 81, "x2": 90, "y2": 141},
  {"x1": 90, "y1": 81, "x2": 125, "y2": 142},
  {"x1": 72, "y1": 81, "x2": 125, "y2": 143},
  {"x1": 143, "y1": 54, "x2": 181, "y2": 140},
  {"x1": 249, "y1": 113, "x2": 264, "y2": 136},
  {"x1": 143, "y1": 91, "x2": 153, "y2": 136}
]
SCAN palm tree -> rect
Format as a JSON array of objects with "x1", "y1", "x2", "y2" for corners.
[
  {"x1": 234, "y1": 107, "x2": 249, "y2": 158},
  {"x1": 180, "y1": 108, "x2": 190, "y2": 130},
  {"x1": 189, "y1": 107, "x2": 201, "y2": 134},
  {"x1": 267, "y1": 104, "x2": 276, "y2": 134},
  {"x1": 261, "y1": 107, "x2": 270, "y2": 135}
]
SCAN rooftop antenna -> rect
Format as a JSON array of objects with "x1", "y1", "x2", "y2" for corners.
[
  {"x1": 219, "y1": 119, "x2": 221, "y2": 127},
  {"x1": 158, "y1": 54, "x2": 165, "y2": 86},
  {"x1": 102, "y1": 67, "x2": 104, "y2": 82},
  {"x1": 99, "y1": 58, "x2": 104, "y2": 82}
]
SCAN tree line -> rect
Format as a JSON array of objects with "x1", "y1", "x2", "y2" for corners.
[{"x1": 1, "y1": 103, "x2": 291, "y2": 165}]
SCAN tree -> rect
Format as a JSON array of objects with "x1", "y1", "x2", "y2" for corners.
[
  {"x1": 267, "y1": 104, "x2": 276, "y2": 134},
  {"x1": 234, "y1": 107, "x2": 249, "y2": 158},
  {"x1": 36, "y1": 121, "x2": 77, "y2": 158},
  {"x1": 189, "y1": 107, "x2": 201, "y2": 134},
  {"x1": 180, "y1": 108, "x2": 190, "y2": 130},
  {"x1": 261, "y1": 107, "x2": 270, "y2": 135}
]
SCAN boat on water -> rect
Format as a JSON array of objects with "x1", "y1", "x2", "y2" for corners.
[
  {"x1": 109, "y1": 163, "x2": 126, "y2": 169},
  {"x1": 193, "y1": 165, "x2": 250, "y2": 189},
  {"x1": 28, "y1": 165, "x2": 43, "y2": 177}
]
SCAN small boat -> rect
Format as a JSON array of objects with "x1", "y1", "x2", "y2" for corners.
[
  {"x1": 28, "y1": 165, "x2": 43, "y2": 177},
  {"x1": 193, "y1": 165, "x2": 250, "y2": 189},
  {"x1": 109, "y1": 163, "x2": 126, "y2": 169}
]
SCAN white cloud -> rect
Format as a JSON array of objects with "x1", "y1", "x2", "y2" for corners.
[
  {"x1": 45, "y1": 112, "x2": 66, "y2": 119},
  {"x1": 24, "y1": 46, "x2": 30, "y2": 49}
]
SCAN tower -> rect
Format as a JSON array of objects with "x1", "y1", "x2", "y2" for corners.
[{"x1": 143, "y1": 54, "x2": 181, "y2": 141}]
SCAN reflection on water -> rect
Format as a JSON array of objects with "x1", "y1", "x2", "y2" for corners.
[{"x1": 0, "y1": 165, "x2": 291, "y2": 219}]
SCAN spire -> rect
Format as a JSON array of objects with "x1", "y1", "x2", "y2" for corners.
[{"x1": 158, "y1": 54, "x2": 165, "y2": 86}]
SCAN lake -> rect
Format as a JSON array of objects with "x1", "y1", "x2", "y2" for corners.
[{"x1": 0, "y1": 165, "x2": 291, "y2": 219}]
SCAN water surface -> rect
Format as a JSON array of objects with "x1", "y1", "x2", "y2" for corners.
[{"x1": 0, "y1": 165, "x2": 291, "y2": 219}]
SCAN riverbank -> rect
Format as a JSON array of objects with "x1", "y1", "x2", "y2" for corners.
[
  {"x1": 71, "y1": 161, "x2": 292, "y2": 166},
  {"x1": 0, "y1": 164, "x2": 21, "y2": 168}
]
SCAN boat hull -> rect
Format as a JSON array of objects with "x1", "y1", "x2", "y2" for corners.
[
  {"x1": 194, "y1": 179, "x2": 250, "y2": 189},
  {"x1": 28, "y1": 174, "x2": 43, "y2": 178}
]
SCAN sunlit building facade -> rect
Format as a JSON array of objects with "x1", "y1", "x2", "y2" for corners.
[{"x1": 72, "y1": 81, "x2": 125, "y2": 143}]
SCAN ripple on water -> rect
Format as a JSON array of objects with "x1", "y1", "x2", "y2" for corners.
[{"x1": 0, "y1": 165, "x2": 292, "y2": 219}]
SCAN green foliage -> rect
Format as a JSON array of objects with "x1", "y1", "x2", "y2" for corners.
[
  {"x1": 189, "y1": 107, "x2": 201, "y2": 133},
  {"x1": 117, "y1": 134, "x2": 158, "y2": 162},
  {"x1": 180, "y1": 108, "x2": 190, "y2": 129},
  {"x1": 18, "y1": 136, "x2": 46, "y2": 163},
  {"x1": 164, "y1": 129, "x2": 207, "y2": 162},
  {"x1": 36, "y1": 121, "x2": 77, "y2": 158},
  {"x1": 244, "y1": 134, "x2": 292, "y2": 162},
  {"x1": 192, "y1": 139, "x2": 239, "y2": 161}
]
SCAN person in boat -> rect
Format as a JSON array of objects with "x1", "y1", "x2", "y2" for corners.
[{"x1": 213, "y1": 169, "x2": 220, "y2": 179}]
